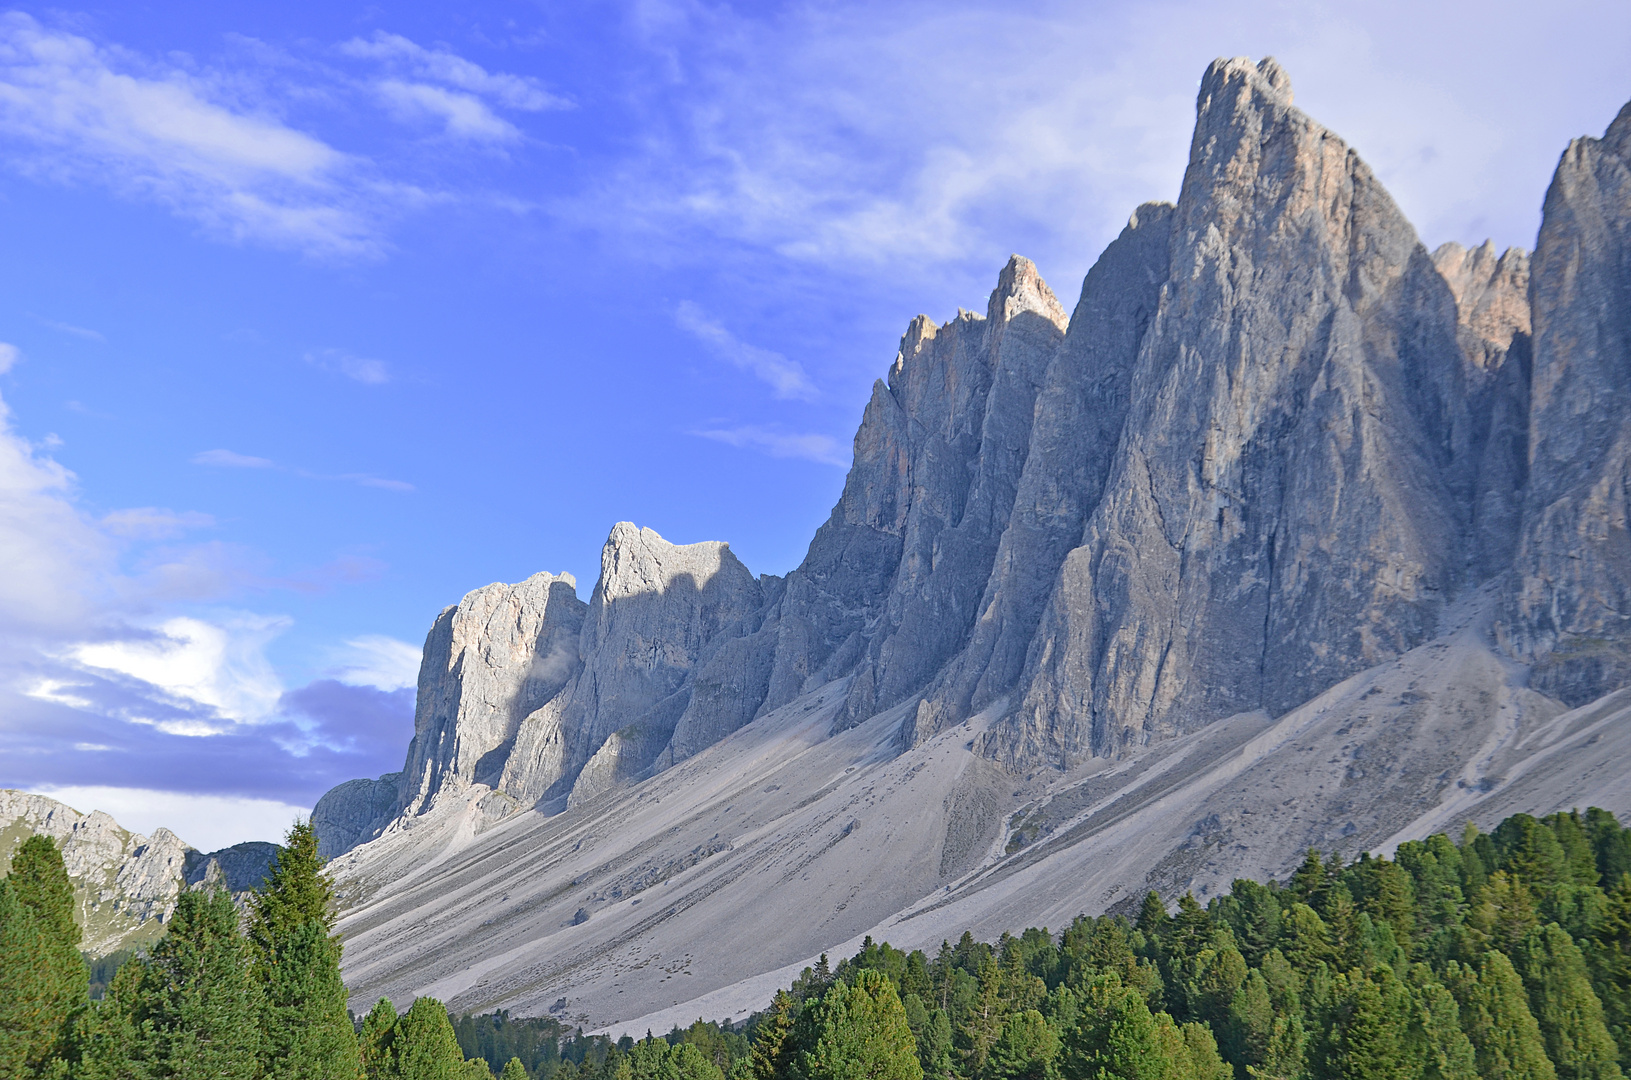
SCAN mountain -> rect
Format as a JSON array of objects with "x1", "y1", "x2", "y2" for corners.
[
  {"x1": 314, "y1": 58, "x2": 1631, "y2": 1030},
  {"x1": 0, "y1": 790, "x2": 278, "y2": 955}
]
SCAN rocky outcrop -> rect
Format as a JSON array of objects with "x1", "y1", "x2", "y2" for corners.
[
  {"x1": 1, "y1": 790, "x2": 276, "y2": 955},
  {"x1": 398, "y1": 571, "x2": 587, "y2": 816},
  {"x1": 1504, "y1": 102, "x2": 1631, "y2": 704},
  {"x1": 316, "y1": 61, "x2": 1631, "y2": 868}
]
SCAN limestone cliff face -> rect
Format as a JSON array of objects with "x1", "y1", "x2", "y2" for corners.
[
  {"x1": 1504, "y1": 103, "x2": 1631, "y2": 705},
  {"x1": 502, "y1": 524, "x2": 765, "y2": 807},
  {"x1": 396, "y1": 570, "x2": 586, "y2": 817},
  {"x1": 759, "y1": 256, "x2": 1069, "y2": 729},
  {"x1": 316, "y1": 61, "x2": 1631, "y2": 862}
]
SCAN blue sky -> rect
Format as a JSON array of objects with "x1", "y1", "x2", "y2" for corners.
[{"x1": 0, "y1": 0, "x2": 1626, "y2": 850}]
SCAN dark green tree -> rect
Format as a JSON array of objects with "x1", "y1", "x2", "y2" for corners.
[
  {"x1": 798, "y1": 971, "x2": 923, "y2": 1080},
  {"x1": 1059, "y1": 976, "x2": 1170, "y2": 1080},
  {"x1": 73, "y1": 955, "x2": 150, "y2": 1080},
  {"x1": 141, "y1": 886, "x2": 263, "y2": 1079},
  {"x1": 1444, "y1": 952, "x2": 1556, "y2": 1080},
  {"x1": 249, "y1": 821, "x2": 360, "y2": 1080},
  {"x1": 1512, "y1": 924, "x2": 1623, "y2": 1080},
  {"x1": 751, "y1": 990, "x2": 798, "y2": 1080},
  {"x1": 361, "y1": 998, "x2": 401, "y2": 1080},
  {"x1": 392, "y1": 997, "x2": 467, "y2": 1080},
  {"x1": 0, "y1": 835, "x2": 86, "y2": 1077},
  {"x1": 983, "y1": 1009, "x2": 1056, "y2": 1080}
]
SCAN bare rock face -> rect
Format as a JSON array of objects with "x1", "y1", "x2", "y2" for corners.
[
  {"x1": 501, "y1": 524, "x2": 765, "y2": 807},
  {"x1": 1505, "y1": 102, "x2": 1631, "y2": 704},
  {"x1": 396, "y1": 571, "x2": 586, "y2": 817},
  {"x1": 316, "y1": 64, "x2": 1631, "y2": 888},
  {"x1": 761, "y1": 256, "x2": 1069, "y2": 728},
  {"x1": 915, "y1": 204, "x2": 1174, "y2": 738},
  {"x1": 981, "y1": 57, "x2": 1478, "y2": 765},
  {"x1": 1432, "y1": 241, "x2": 1532, "y2": 577}
]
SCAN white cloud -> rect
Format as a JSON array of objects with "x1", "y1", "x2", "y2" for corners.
[
  {"x1": 0, "y1": 342, "x2": 19, "y2": 372},
  {"x1": 376, "y1": 80, "x2": 520, "y2": 142},
  {"x1": 193, "y1": 448, "x2": 275, "y2": 468},
  {"x1": 0, "y1": 13, "x2": 377, "y2": 257},
  {"x1": 71, "y1": 614, "x2": 290, "y2": 724},
  {"x1": 25, "y1": 785, "x2": 309, "y2": 850},
  {"x1": 329, "y1": 634, "x2": 422, "y2": 691},
  {"x1": 38, "y1": 317, "x2": 104, "y2": 342},
  {"x1": 99, "y1": 507, "x2": 215, "y2": 539},
  {"x1": 306, "y1": 347, "x2": 390, "y2": 384},
  {"x1": 675, "y1": 301, "x2": 818, "y2": 400},
  {"x1": 692, "y1": 424, "x2": 849, "y2": 467},
  {"x1": 340, "y1": 32, "x2": 570, "y2": 112},
  {"x1": 0, "y1": 392, "x2": 112, "y2": 632}
]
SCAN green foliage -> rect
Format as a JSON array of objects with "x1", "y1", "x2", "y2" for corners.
[
  {"x1": 392, "y1": 997, "x2": 469, "y2": 1080},
  {"x1": 249, "y1": 820, "x2": 359, "y2": 1080},
  {"x1": 503, "y1": 1059, "x2": 531, "y2": 1080},
  {"x1": 1511, "y1": 924, "x2": 1623, "y2": 1080},
  {"x1": 140, "y1": 886, "x2": 264, "y2": 1079},
  {"x1": 0, "y1": 835, "x2": 86, "y2": 1077},
  {"x1": 797, "y1": 970, "x2": 923, "y2": 1080}
]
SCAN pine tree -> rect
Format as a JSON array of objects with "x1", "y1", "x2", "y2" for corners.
[
  {"x1": 500, "y1": 1059, "x2": 528, "y2": 1080},
  {"x1": 0, "y1": 835, "x2": 86, "y2": 1077},
  {"x1": 1177, "y1": 1020, "x2": 1231, "y2": 1080},
  {"x1": 361, "y1": 998, "x2": 401, "y2": 1080},
  {"x1": 1317, "y1": 968, "x2": 1413, "y2": 1080},
  {"x1": 1512, "y1": 924, "x2": 1623, "y2": 1080},
  {"x1": 141, "y1": 886, "x2": 263, "y2": 1079},
  {"x1": 798, "y1": 970, "x2": 923, "y2": 1080},
  {"x1": 1405, "y1": 972, "x2": 1477, "y2": 1080},
  {"x1": 249, "y1": 821, "x2": 360, "y2": 1080},
  {"x1": 1593, "y1": 874, "x2": 1631, "y2": 1068},
  {"x1": 73, "y1": 955, "x2": 150, "y2": 1080},
  {"x1": 391, "y1": 997, "x2": 467, "y2": 1080},
  {"x1": 752, "y1": 991, "x2": 798, "y2": 1080},
  {"x1": 1222, "y1": 969, "x2": 1273, "y2": 1071},
  {"x1": 1444, "y1": 952, "x2": 1557, "y2": 1080},
  {"x1": 1059, "y1": 976, "x2": 1169, "y2": 1080},
  {"x1": 983, "y1": 1009, "x2": 1056, "y2": 1080}
]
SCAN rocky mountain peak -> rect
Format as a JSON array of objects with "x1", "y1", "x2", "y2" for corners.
[{"x1": 987, "y1": 255, "x2": 1067, "y2": 331}]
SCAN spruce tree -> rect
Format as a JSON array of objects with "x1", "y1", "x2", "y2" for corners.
[
  {"x1": 0, "y1": 835, "x2": 86, "y2": 1077},
  {"x1": 141, "y1": 886, "x2": 263, "y2": 1079},
  {"x1": 249, "y1": 821, "x2": 360, "y2": 1080},
  {"x1": 500, "y1": 1059, "x2": 528, "y2": 1080},
  {"x1": 798, "y1": 971, "x2": 923, "y2": 1080},
  {"x1": 360, "y1": 998, "x2": 401, "y2": 1080},
  {"x1": 1444, "y1": 953, "x2": 1557, "y2": 1080},
  {"x1": 73, "y1": 955, "x2": 150, "y2": 1080},
  {"x1": 1593, "y1": 874, "x2": 1631, "y2": 1067},
  {"x1": 751, "y1": 990, "x2": 797, "y2": 1080},
  {"x1": 1405, "y1": 972, "x2": 1477, "y2": 1080},
  {"x1": 391, "y1": 997, "x2": 467, "y2": 1080},
  {"x1": 1059, "y1": 976, "x2": 1169, "y2": 1080},
  {"x1": 1317, "y1": 968, "x2": 1413, "y2": 1080},
  {"x1": 1512, "y1": 924, "x2": 1623, "y2": 1080},
  {"x1": 983, "y1": 1009, "x2": 1056, "y2": 1080}
]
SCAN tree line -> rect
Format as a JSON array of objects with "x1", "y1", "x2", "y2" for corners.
[{"x1": 3, "y1": 808, "x2": 1628, "y2": 1079}]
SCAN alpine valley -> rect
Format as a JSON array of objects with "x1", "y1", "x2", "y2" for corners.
[{"x1": 23, "y1": 55, "x2": 1631, "y2": 1037}]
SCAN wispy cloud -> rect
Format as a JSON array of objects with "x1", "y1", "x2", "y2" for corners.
[
  {"x1": 692, "y1": 424, "x2": 849, "y2": 467},
  {"x1": 0, "y1": 13, "x2": 380, "y2": 257},
  {"x1": 341, "y1": 31, "x2": 569, "y2": 144},
  {"x1": 193, "y1": 448, "x2": 275, "y2": 468},
  {"x1": 0, "y1": 342, "x2": 18, "y2": 373},
  {"x1": 675, "y1": 301, "x2": 818, "y2": 400},
  {"x1": 191, "y1": 448, "x2": 413, "y2": 491},
  {"x1": 306, "y1": 347, "x2": 390, "y2": 385},
  {"x1": 37, "y1": 317, "x2": 105, "y2": 342},
  {"x1": 99, "y1": 507, "x2": 215, "y2": 539},
  {"x1": 327, "y1": 634, "x2": 421, "y2": 691}
]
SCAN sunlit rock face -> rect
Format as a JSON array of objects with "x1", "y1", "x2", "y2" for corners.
[{"x1": 315, "y1": 61, "x2": 1631, "y2": 868}]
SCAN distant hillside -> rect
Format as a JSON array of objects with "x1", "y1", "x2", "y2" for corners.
[{"x1": 0, "y1": 789, "x2": 277, "y2": 955}]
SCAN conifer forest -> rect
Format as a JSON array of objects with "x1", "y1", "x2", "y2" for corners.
[{"x1": 3, "y1": 809, "x2": 1629, "y2": 1080}]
